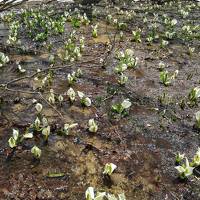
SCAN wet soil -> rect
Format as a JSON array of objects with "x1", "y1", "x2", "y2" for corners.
[{"x1": 0, "y1": 1, "x2": 200, "y2": 200}]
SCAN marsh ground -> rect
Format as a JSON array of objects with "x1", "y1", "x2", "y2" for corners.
[{"x1": 0, "y1": 0, "x2": 200, "y2": 199}]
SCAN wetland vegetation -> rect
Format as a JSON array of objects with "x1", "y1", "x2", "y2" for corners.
[{"x1": 0, "y1": 0, "x2": 200, "y2": 199}]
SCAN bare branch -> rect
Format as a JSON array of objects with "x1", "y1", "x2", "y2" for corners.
[{"x1": 0, "y1": 0, "x2": 28, "y2": 12}]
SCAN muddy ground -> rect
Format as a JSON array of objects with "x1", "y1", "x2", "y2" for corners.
[{"x1": 0, "y1": 0, "x2": 200, "y2": 199}]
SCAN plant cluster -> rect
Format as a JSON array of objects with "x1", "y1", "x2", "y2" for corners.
[
  {"x1": 175, "y1": 148, "x2": 200, "y2": 179},
  {"x1": 0, "y1": 52, "x2": 9, "y2": 67},
  {"x1": 59, "y1": 31, "x2": 84, "y2": 62},
  {"x1": 112, "y1": 99, "x2": 132, "y2": 116},
  {"x1": 115, "y1": 49, "x2": 138, "y2": 85},
  {"x1": 4, "y1": 7, "x2": 90, "y2": 44},
  {"x1": 103, "y1": 163, "x2": 117, "y2": 176},
  {"x1": 7, "y1": 20, "x2": 20, "y2": 45},
  {"x1": 20, "y1": 8, "x2": 66, "y2": 41},
  {"x1": 67, "y1": 68, "x2": 83, "y2": 85},
  {"x1": 160, "y1": 69, "x2": 179, "y2": 86},
  {"x1": 85, "y1": 187, "x2": 126, "y2": 200},
  {"x1": 65, "y1": 10, "x2": 90, "y2": 27},
  {"x1": 188, "y1": 87, "x2": 200, "y2": 106}
]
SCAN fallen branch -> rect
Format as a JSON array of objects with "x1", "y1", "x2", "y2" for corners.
[{"x1": 0, "y1": 0, "x2": 28, "y2": 12}]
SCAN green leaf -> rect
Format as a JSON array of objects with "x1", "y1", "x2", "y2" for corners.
[
  {"x1": 47, "y1": 172, "x2": 65, "y2": 178},
  {"x1": 103, "y1": 163, "x2": 117, "y2": 176},
  {"x1": 31, "y1": 145, "x2": 41, "y2": 159},
  {"x1": 118, "y1": 193, "x2": 126, "y2": 200},
  {"x1": 8, "y1": 137, "x2": 17, "y2": 148},
  {"x1": 85, "y1": 187, "x2": 95, "y2": 200},
  {"x1": 94, "y1": 192, "x2": 106, "y2": 200},
  {"x1": 23, "y1": 132, "x2": 33, "y2": 139},
  {"x1": 107, "y1": 194, "x2": 118, "y2": 200}
]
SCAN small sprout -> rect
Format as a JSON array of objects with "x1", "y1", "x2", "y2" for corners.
[
  {"x1": 176, "y1": 153, "x2": 185, "y2": 163},
  {"x1": 78, "y1": 91, "x2": 91, "y2": 107},
  {"x1": 88, "y1": 119, "x2": 98, "y2": 133},
  {"x1": 161, "y1": 39, "x2": 169, "y2": 48},
  {"x1": 63, "y1": 123, "x2": 78, "y2": 135},
  {"x1": 0, "y1": 52, "x2": 9, "y2": 67},
  {"x1": 49, "y1": 55, "x2": 55, "y2": 64},
  {"x1": 34, "y1": 117, "x2": 41, "y2": 130},
  {"x1": 119, "y1": 31, "x2": 124, "y2": 40},
  {"x1": 8, "y1": 129, "x2": 19, "y2": 148},
  {"x1": 23, "y1": 132, "x2": 33, "y2": 139},
  {"x1": 100, "y1": 58, "x2": 104, "y2": 64},
  {"x1": 158, "y1": 92, "x2": 172, "y2": 105},
  {"x1": 116, "y1": 49, "x2": 138, "y2": 69},
  {"x1": 95, "y1": 192, "x2": 106, "y2": 200},
  {"x1": 121, "y1": 99, "x2": 132, "y2": 109},
  {"x1": 17, "y1": 65, "x2": 26, "y2": 73},
  {"x1": 85, "y1": 187, "x2": 95, "y2": 200},
  {"x1": 35, "y1": 103, "x2": 43, "y2": 113},
  {"x1": 42, "y1": 126, "x2": 50, "y2": 141},
  {"x1": 67, "y1": 68, "x2": 83, "y2": 85},
  {"x1": 180, "y1": 9, "x2": 189, "y2": 18},
  {"x1": 82, "y1": 13, "x2": 90, "y2": 26},
  {"x1": 195, "y1": 111, "x2": 200, "y2": 129},
  {"x1": 132, "y1": 28, "x2": 142, "y2": 43},
  {"x1": 31, "y1": 145, "x2": 41, "y2": 159},
  {"x1": 76, "y1": 68, "x2": 83, "y2": 78},
  {"x1": 115, "y1": 63, "x2": 127, "y2": 74},
  {"x1": 158, "y1": 62, "x2": 166, "y2": 70},
  {"x1": 117, "y1": 22, "x2": 127, "y2": 31},
  {"x1": 48, "y1": 90, "x2": 55, "y2": 104},
  {"x1": 188, "y1": 87, "x2": 200, "y2": 106},
  {"x1": 13, "y1": 129, "x2": 19, "y2": 141},
  {"x1": 143, "y1": 17, "x2": 147, "y2": 23},
  {"x1": 171, "y1": 70, "x2": 179, "y2": 80},
  {"x1": 188, "y1": 46, "x2": 195, "y2": 56},
  {"x1": 118, "y1": 73, "x2": 128, "y2": 85},
  {"x1": 67, "y1": 88, "x2": 76, "y2": 102},
  {"x1": 191, "y1": 148, "x2": 200, "y2": 167},
  {"x1": 175, "y1": 158, "x2": 194, "y2": 179},
  {"x1": 146, "y1": 35, "x2": 153, "y2": 44},
  {"x1": 103, "y1": 163, "x2": 117, "y2": 176},
  {"x1": 92, "y1": 24, "x2": 98, "y2": 38},
  {"x1": 85, "y1": 187, "x2": 126, "y2": 200},
  {"x1": 107, "y1": 193, "x2": 126, "y2": 200},
  {"x1": 160, "y1": 70, "x2": 178, "y2": 86},
  {"x1": 182, "y1": 25, "x2": 191, "y2": 33},
  {"x1": 118, "y1": 193, "x2": 126, "y2": 200},
  {"x1": 107, "y1": 194, "x2": 118, "y2": 200},
  {"x1": 170, "y1": 19, "x2": 177, "y2": 26},
  {"x1": 8, "y1": 137, "x2": 17, "y2": 148},
  {"x1": 83, "y1": 97, "x2": 91, "y2": 107},
  {"x1": 125, "y1": 49, "x2": 134, "y2": 57},
  {"x1": 58, "y1": 95, "x2": 64, "y2": 103},
  {"x1": 112, "y1": 99, "x2": 132, "y2": 115},
  {"x1": 42, "y1": 117, "x2": 48, "y2": 127},
  {"x1": 80, "y1": 36, "x2": 85, "y2": 52},
  {"x1": 165, "y1": 31, "x2": 175, "y2": 39},
  {"x1": 67, "y1": 72, "x2": 77, "y2": 85},
  {"x1": 106, "y1": 14, "x2": 112, "y2": 24}
]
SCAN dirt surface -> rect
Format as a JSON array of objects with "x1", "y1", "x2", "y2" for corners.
[{"x1": 0, "y1": 1, "x2": 200, "y2": 199}]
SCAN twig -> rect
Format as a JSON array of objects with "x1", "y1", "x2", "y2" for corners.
[
  {"x1": 0, "y1": 0, "x2": 28, "y2": 12},
  {"x1": 2, "y1": 87, "x2": 38, "y2": 94},
  {"x1": 2, "y1": 58, "x2": 96, "y2": 88},
  {"x1": 102, "y1": 94, "x2": 115, "y2": 102},
  {"x1": 102, "y1": 29, "x2": 118, "y2": 68},
  {"x1": 38, "y1": 92, "x2": 64, "y2": 121},
  {"x1": 161, "y1": 183, "x2": 181, "y2": 200}
]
